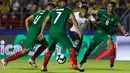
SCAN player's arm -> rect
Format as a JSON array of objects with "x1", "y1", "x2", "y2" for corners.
[
  {"x1": 89, "y1": 15, "x2": 98, "y2": 27},
  {"x1": 70, "y1": 13, "x2": 82, "y2": 38},
  {"x1": 88, "y1": 8, "x2": 98, "y2": 14},
  {"x1": 118, "y1": 23, "x2": 129, "y2": 37},
  {"x1": 25, "y1": 15, "x2": 33, "y2": 31},
  {"x1": 38, "y1": 16, "x2": 50, "y2": 41}
]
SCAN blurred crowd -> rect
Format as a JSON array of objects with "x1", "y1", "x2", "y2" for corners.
[{"x1": 0, "y1": 0, "x2": 130, "y2": 29}]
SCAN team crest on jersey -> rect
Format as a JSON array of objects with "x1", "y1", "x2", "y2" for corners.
[
  {"x1": 103, "y1": 14, "x2": 110, "y2": 20},
  {"x1": 111, "y1": 18, "x2": 114, "y2": 21}
]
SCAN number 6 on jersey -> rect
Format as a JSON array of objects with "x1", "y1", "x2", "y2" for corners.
[{"x1": 54, "y1": 12, "x2": 62, "y2": 24}]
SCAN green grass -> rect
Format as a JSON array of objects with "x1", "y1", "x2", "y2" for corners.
[{"x1": 0, "y1": 59, "x2": 130, "y2": 73}]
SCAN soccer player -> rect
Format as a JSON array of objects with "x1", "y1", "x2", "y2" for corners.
[
  {"x1": 69, "y1": 4, "x2": 96, "y2": 64},
  {"x1": 38, "y1": 0, "x2": 85, "y2": 72},
  {"x1": 79, "y1": 2, "x2": 129, "y2": 68},
  {"x1": 1, "y1": 3, "x2": 56, "y2": 68}
]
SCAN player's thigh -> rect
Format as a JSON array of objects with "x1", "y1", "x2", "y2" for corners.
[
  {"x1": 24, "y1": 39, "x2": 36, "y2": 50},
  {"x1": 69, "y1": 31, "x2": 80, "y2": 41},
  {"x1": 36, "y1": 38, "x2": 48, "y2": 47},
  {"x1": 91, "y1": 33, "x2": 103, "y2": 46},
  {"x1": 59, "y1": 35, "x2": 73, "y2": 49},
  {"x1": 24, "y1": 31, "x2": 37, "y2": 50},
  {"x1": 77, "y1": 36, "x2": 83, "y2": 48},
  {"x1": 48, "y1": 35, "x2": 57, "y2": 51},
  {"x1": 105, "y1": 35, "x2": 114, "y2": 49}
]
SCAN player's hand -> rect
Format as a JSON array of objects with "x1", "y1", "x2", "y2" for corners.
[
  {"x1": 88, "y1": 8, "x2": 93, "y2": 14},
  {"x1": 27, "y1": 29, "x2": 29, "y2": 32},
  {"x1": 78, "y1": 32, "x2": 82, "y2": 39},
  {"x1": 37, "y1": 33, "x2": 44, "y2": 41},
  {"x1": 92, "y1": 21, "x2": 98, "y2": 27},
  {"x1": 124, "y1": 32, "x2": 129, "y2": 37}
]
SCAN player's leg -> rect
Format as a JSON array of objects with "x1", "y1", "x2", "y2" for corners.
[
  {"x1": 1, "y1": 31, "x2": 37, "y2": 68},
  {"x1": 107, "y1": 38, "x2": 115, "y2": 68},
  {"x1": 41, "y1": 44, "x2": 55, "y2": 71},
  {"x1": 1, "y1": 48, "x2": 30, "y2": 68},
  {"x1": 41, "y1": 36, "x2": 57, "y2": 71},
  {"x1": 69, "y1": 31, "x2": 83, "y2": 56},
  {"x1": 79, "y1": 33, "x2": 102, "y2": 67},
  {"x1": 69, "y1": 31, "x2": 83, "y2": 64},
  {"x1": 59, "y1": 34, "x2": 85, "y2": 72},
  {"x1": 28, "y1": 38, "x2": 48, "y2": 68}
]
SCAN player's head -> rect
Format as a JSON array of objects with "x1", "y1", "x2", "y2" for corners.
[
  {"x1": 107, "y1": 2, "x2": 116, "y2": 13},
  {"x1": 76, "y1": 0, "x2": 82, "y2": 7},
  {"x1": 46, "y1": 2, "x2": 56, "y2": 11},
  {"x1": 80, "y1": 4, "x2": 88, "y2": 17},
  {"x1": 59, "y1": 0, "x2": 68, "y2": 7}
]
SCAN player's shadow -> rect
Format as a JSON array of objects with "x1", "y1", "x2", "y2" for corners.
[
  {"x1": 85, "y1": 67, "x2": 130, "y2": 71},
  {"x1": 11, "y1": 67, "x2": 40, "y2": 70}
]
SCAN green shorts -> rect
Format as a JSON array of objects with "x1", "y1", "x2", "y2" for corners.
[
  {"x1": 24, "y1": 28, "x2": 48, "y2": 50},
  {"x1": 48, "y1": 32, "x2": 73, "y2": 51},
  {"x1": 91, "y1": 28, "x2": 112, "y2": 46}
]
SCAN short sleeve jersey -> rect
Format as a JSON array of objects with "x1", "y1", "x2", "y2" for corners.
[
  {"x1": 31, "y1": 10, "x2": 49, "y2": 30},
  {"x1": 97, "y1": 9, "x2": 120, "y2": 34},
  {"x1": 48, "y1": 6, "x2": 73, "y2": 33}
]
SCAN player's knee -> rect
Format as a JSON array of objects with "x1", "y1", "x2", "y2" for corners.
[
  {"x1": 88, "y1": 43, "x2": 96, "y2": 52},
  {"x1": 73, "y1": 40, "x2": 81, "y2": 48},
  {"x1": 45, "y1": 42, "x2": 48, "y2": 47},
  {"x1": 43, "y1": 41, "x2": 48, "y2": 47},
  {"x1": 107, "y1": 39, "x2": 114, "y2": 49},
  {"x1": 107, "y1": 39, "x2": 113, "y2": 44},
  {"x1": 41, "y1": 42, "x2": 48, "y2": 49},
  {"x1": 22, "y1": 49, "x2": 30, "y2": 55},
  {"x1": 48, "y1": 47, "x2": 55, "y2": 52}
]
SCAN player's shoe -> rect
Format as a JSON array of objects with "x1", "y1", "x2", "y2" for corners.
[
  {"x1": 79, "y1": 62, "x2": 85, "y2": 67},
  {"x1": 1, "y1": 59, "x2": 7, "y2": 68},
  {"x1": 110, "y1": 64, "x2": 114, "y2": 69},
  {"x1": 28, "y1": 59, "x2": 37, "y2": 68},
  {"x1": 72, "y1": 64, "x2": 85, "y2": 72},
  {"x1": 69, "y1": 58, "x2": 73, "y2": 64},
  {"x1": 78, "y1": 63, "x2": 82, "y2": 67},
  {"x1": 41, "y1": 66, "x2": 48, "y2": 72},
  {"x1": 79, "y1": 60, "x2": 86, "y2": 67}
]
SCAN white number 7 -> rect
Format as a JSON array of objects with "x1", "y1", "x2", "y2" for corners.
[{"x1": 54, "y1": 12, "x2": 62, "y2": 24}]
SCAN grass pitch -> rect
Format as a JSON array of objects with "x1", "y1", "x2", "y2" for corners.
[{"x1": 0, "y1": 59, "x2": 130, "y2": 73}]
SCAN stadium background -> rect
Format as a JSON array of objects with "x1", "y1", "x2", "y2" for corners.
[{"x1": 0, "y1": 0, "x2": 130, "y2": 61}]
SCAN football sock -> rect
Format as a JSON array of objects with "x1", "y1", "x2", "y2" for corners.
[
  {"x1": 69, "y1": 48, "x2": 77, "y2": 65},
  {"x1": 80, "y1": 44, "x2": 95, "y2": 64},
  {"x1": 31, "y1": 45, "x2": 47, "y2": 61},
  {"x1": 5, "y1": 51, "x2": 24, "y2": 62},
  {"x1": 110, "y1": 49, "x2": 115, "y2": 65},
  {"x1": 43, "y1": 51, "x2": 53, "y2": 67}
]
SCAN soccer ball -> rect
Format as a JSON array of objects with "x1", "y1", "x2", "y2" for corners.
[{"x1": 56, "y1": 54, "x2": 66, "y2": 64}]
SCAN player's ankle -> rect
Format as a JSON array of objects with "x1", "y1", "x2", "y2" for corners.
[
  {"x1": 4, "y1": 58, "x2": 8, "y2": 63},
  {"x1": 41, "y1": 66, "x2": 48, "y2": 71},
  {"x1": 79, "y1": 61, "x2": 86, "y2": 67}
]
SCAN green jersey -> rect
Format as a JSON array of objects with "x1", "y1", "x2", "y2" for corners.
[
  {"x1": 30, "y1": 10, "x2": 49, "y2": 30},
  {"x1": 24, "y1": 10, "x2": 49, "y2": 49},
  {"x1": 97, "y1": 9, "x2": 120, "y2": 34},
  {"x1": 48, "y1": 6, "x2": 73, "y2": 33}
]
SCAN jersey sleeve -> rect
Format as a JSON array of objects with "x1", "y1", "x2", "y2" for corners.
[
  {"x1": 89, "y1": 14, "x2": 96, "y2": 22},
  {"x1": 68, "y1": 8, "x2": 74, "y2": 15},
  {"x1": 97, "y1": 9, "x2": 104, "y2": 16},
  {"x1": 48, "y1": 10, "x2": 53, "y2": 18},
  {"x1": 33, "y1": 12, "x2": 38, "y2": 17},
  {"x1": 115, "y1": 16, "x2": 120, "y2": 24},
  {"x1": 114, "y1": 15, "x2": 121, "y2": 26}
]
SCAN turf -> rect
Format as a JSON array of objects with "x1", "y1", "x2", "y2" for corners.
[{"x1": 0, "y1": 59, "x2": 130, "y2": 73}]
